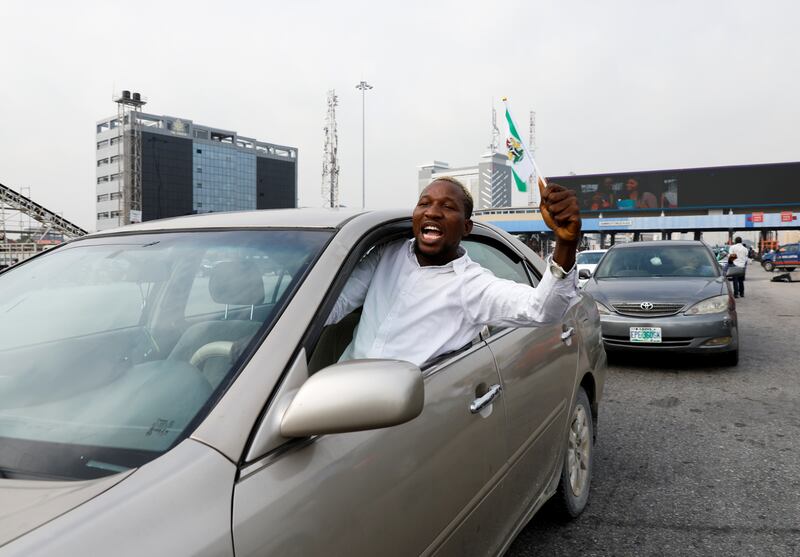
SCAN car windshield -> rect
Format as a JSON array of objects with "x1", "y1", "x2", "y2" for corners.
[
  {"x1": 0, "y1": 229, "x2": 330, "y2": 481},
  {"x1": 577, "y1": 252, "x2": 604, "y2": 265},
  {"x1": 594, "y1": 245, "x2": 719, "y2": 278}
]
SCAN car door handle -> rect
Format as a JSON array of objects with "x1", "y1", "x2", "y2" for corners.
[
  {"x1": 561, "y1": 327, "x2": 575, "y2": 341},
  {"x1": 470, "y1": 384, "x2": 502, "y2": 414}
]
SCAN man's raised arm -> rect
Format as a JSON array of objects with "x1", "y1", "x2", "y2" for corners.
[{"x1": 463, "y1": 181, "x2": 582, "y2": 328}]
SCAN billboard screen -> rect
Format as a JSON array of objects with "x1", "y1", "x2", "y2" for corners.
[{"x1": 549, "y1": 161, "x2": 800, "y2": 212}]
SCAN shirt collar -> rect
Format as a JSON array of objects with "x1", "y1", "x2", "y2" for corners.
[{"x1": 406, "y1": 239, "x2": 468, "y2": 273}]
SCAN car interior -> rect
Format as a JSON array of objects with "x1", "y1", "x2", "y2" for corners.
[{"x1": 0, "y1": 232, "x2": 319, "y2": 478}]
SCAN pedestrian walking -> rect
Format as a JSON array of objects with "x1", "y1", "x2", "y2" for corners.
[{"x1": 728, "y1": 237, "x2": 749, "y2": 298}]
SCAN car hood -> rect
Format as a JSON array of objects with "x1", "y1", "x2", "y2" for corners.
[
  {"x1": 585, "y1": 276, "x2": 726, "y2": 305},
  {"x1": 0, "y1": 471, "x2": 132, "y2": 547}
]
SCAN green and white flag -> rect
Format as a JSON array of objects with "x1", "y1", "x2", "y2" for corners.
[{"x1": 502, "y1": 97, "x2": 541, "y2": 207}]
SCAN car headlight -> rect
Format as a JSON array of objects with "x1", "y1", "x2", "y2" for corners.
[
  {"x1": 684, "y1": 295, "x2": 730, "y2": 316},
  {"x1": 596, "y1": 301, "x2": 612, "y2": 315}
]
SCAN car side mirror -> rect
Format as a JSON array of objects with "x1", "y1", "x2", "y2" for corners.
[
  {"x1": 578, "y1": 268, "x2": 592, "y2": 280},
  {"x1": 280, "y1": 359, "x2": 424, "y2": 437}
]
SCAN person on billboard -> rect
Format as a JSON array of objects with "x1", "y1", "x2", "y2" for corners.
[
  {"x1": 660, "y1": 183, "x2": 678, "y2": 208},
  {"x1": 617, "y1": 178, "x2": 657, "y2": 209},
  {"x1": 589, "y1": 178, "x2": 615, "y2": 211}
]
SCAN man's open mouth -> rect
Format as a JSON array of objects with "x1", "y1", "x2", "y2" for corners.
[{"x1": 421, "y1": 224, "x2": 444, "y2": 243}]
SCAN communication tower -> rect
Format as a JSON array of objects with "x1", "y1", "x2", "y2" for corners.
[
  {"x1": 114, "y1": 90, "x2": 147, "y2": 223},
  {"x1": 528, "y1": 110, "x2": 537, "y2": 206},
  {"x1": 488, "y1": 102, "x2": 501, "y2": 154},
  {"x1": 321, "y1": 90, "x2": 340, "y2": 208}
]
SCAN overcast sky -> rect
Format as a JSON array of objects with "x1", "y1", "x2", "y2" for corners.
[{"x1": 1, "y1": 0, "x2": 797, "y2": 230}]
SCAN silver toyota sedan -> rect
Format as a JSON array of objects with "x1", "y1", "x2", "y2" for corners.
[
  {"x1": 582, "y1": 240, "x2": 739, "y2": 366},
  {"x1": 0, "y1": 209, "x2": 606, "y2": 556}
]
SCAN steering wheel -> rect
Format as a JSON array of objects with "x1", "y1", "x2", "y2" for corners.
[{"x1": 189, "y1": 341, "x2": 234, "y2": 369}]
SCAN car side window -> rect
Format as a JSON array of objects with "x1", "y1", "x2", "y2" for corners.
[
  {"x1": 462, "y1": 238, "x2": 533, "y2": 336},
  {"x1": 462, "y1": 239, "x2": 531, "y2": 286}
]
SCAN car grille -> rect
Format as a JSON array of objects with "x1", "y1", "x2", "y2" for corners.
[
  {"x1": 611, "y1": 302, "x2": 686, "y2": 317},
  {"x1": 603, "y1": 335, "x2": 693, "y2": 347}
]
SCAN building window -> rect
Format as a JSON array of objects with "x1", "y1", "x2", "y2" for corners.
[
  {"x1": 97, "y1": 194, "x2": 109, "y2": 202},
  {"x1": 110, "y1": 173, "x2": 121, "y2": 181},
  {"x1": 97, "y1": 140, "x2": 109, "y2": 150},
  {"x1": 97, "y1": 212, "x2": 110, "y2": 219},
  {"x1": 97, "y1": 176, "x2": 109, "y2": 184},
  {"x1": 196, "y1": 167, "x2": 202, "y2": 173},
  {"x1": 110, "y1": 137, "x2": 122, "y2": 146},
  {"x1": 110, "y1": 211, "x2": 121, "y2": 218},
  {"x1": 196, "y1": 149, "x2": 202, "y2": 154},
  {"x1": 97, "y1": 158, "x2": 109, "y2": 167},
  {"x1": 110, "y1": 192, "x2": 122, "y2": 200},
  {"x1": 110, "y1": 155, "x2": 121, "y2": 164}
]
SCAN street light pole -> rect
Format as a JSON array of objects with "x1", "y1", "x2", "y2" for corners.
[{"x1": 355, "y1": 80, "x2": 373, "y2": 209}]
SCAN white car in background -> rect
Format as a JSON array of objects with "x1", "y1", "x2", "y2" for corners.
[{"x1": 577, "y1": 249, "x2": 608, "y2": 287}]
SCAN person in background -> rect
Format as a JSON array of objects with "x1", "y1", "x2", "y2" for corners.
[{"x1": 728, "y1": 237, "x2": 749, "y2": 298}]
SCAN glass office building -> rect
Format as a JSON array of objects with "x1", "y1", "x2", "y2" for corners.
[
  {"x1": 193, "y1": 142, "x2": 257, "y2": 213},
  {"x1": 95, "y1": 112, "x2": 297, "y2": 231}
]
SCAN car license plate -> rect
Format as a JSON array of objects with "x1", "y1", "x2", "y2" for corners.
[{"x1": 630, "y1": 327, "x2": 662, "y2": 343}]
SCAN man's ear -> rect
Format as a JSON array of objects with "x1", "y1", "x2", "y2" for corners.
[{"x1": 464, "y1": 219, "x2": 474, "y2": 236}]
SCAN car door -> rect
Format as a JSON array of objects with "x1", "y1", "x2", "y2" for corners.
[
  {"x1": 777, "y1": 244, "x2": 798, "y2": 268},
  {"x1": 231, "y1": 233, "x2": 510, "y2": 557},
  {"x1": 462, "y1": 232, "x2": 579, "y2": 527}
]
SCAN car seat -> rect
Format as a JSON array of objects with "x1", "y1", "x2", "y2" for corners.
[{"x1": 168, "y1": 261, "x2": 265, "y2": 387}]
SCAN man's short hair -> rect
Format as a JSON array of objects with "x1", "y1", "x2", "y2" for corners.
[
  {"x1": 735, "y1": 236, "x2": 742, "y2": 244},
  {"x1": 426, "y1": 176, "x2": 473, "y2": 219}
]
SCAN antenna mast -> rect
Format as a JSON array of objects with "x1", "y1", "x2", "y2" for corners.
[
  {"x1": 488, "y1": 101, "x2": 501, "y2": 153},
  {"x1": 528, "y1": 110, "x2": 537, "y2": 206},
  {"x1": 321, "y1": 90, "x2": 340, "y2": 208}
]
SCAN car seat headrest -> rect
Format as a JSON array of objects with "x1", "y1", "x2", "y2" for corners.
[{"x1": 209, "y1": 261, "x2": 265, "y2": 306}]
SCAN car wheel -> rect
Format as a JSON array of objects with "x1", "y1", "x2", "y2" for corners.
[
  {"x1": 721, "y1": 349, "x2": 739, "y2": 367},
  {"x1": 763, "y1": 261, "x2": 775, "y2": 272},
  {"x1": 551, "y1": 387, "x2": 593, "y2": 519}
]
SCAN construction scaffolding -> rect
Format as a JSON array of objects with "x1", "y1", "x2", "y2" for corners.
[
  {"x1": 114, "y1": 91, "x2": 147, "y2": 224},
  {"x1": 0, "y1": 181, "x2": 87, "y2": 268}
]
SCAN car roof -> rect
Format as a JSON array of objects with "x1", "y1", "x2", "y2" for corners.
[
  {"x1": 85, "y1": 208, "x2": 411, "y2": 236},
  {"x1": 609, "y1": 240, "x2": 706, "y2": 249}
]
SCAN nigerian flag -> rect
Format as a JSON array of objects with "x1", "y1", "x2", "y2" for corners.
[{"x1": 502, "y1": 98, "x2": 539, "y2": 206}]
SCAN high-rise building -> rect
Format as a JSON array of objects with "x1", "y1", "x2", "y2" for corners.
[
  {"x1": 95, "y1": 111, "x2": 298, "y2": 231},
  {"x1": 418, "y1": 152, "x2": 513, "y2": 211}
]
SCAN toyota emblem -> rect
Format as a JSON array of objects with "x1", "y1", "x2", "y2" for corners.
[{"x1": 640, "y1": 302, "x2": 654, "y2": 311}]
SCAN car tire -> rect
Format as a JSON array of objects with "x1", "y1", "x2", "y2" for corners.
[
  {"x1": 763, "y1": 261, "x2": 775, "y2": 272},
  {"x1": 721, "y1": 349, "x2": 739, "y2": 367},
  {"x1": 551, "y1": 387, "x2": 593, "y2": 519}
]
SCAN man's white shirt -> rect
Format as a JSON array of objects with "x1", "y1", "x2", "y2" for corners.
[
  {"x1": 729, "y1": 243, "x2": 749, "y2": 268},
  {"x1": 326, "y1": 239, "x2": 578, "y2": 367}
]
